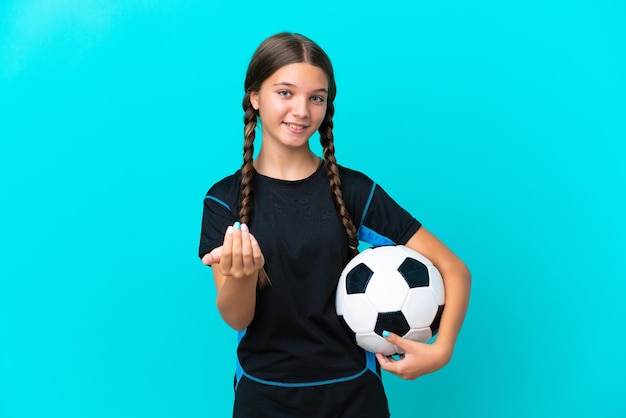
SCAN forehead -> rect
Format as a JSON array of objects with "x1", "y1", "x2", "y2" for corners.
[{"x1": 263, "y1": 63, "x2": 328, "y2": 91}]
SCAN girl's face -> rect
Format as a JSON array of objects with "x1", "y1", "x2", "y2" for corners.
[{"x1": 250, "y1": 63, "x2": 328, "y2": 151}]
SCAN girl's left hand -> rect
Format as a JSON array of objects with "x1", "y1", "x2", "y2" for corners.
[{"x1": 375, "y1": 332, "x2": 452, "y2": 380}]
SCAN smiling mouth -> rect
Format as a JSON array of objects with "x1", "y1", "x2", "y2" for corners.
[{"x1": 284, "y1": 122, "x2": 308, "y2": 131}]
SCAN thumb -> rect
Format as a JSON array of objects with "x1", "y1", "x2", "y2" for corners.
[{"x1": 201, "y1": 246, "x2": 223, "y2": 266}]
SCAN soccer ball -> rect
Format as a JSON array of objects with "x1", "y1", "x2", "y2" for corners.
[{"x1": 336, "y1": 245, "x2": 445, "y2": 356}]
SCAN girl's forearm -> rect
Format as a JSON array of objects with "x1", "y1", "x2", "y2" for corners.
[
  {"x1": 214, "y1": 269, "x2": 258, "y2": 331},
  {"x1": 434, "y1": 260, "x2": 471, "y2": 356}
]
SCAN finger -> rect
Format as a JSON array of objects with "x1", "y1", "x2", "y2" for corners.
[
  {"x1": 230, "y1": 222, "x2": 243, "y2": 273},
  {"x1": 249, "y1": 233, "x2": 265, "y2": 269},
  {"x1": 375, "y1": 352, "x2": 392, "y2": 365},
  {"x1": 382, "y1": 330, "x2": 401, "y2": 346},
  {"x1": 383, "y1": 330, "x2": 411, "y2": 352},
  {"x1": 240, "y1": 223, "x2": 254, "y2": 275},
  {"x1": 376, "y1": 352, "x2": 399, "y2": 374}
]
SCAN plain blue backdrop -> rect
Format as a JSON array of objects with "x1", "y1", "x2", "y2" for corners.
[{"x1": 1, "y1": 1, "x2": 624, "y2": 417}]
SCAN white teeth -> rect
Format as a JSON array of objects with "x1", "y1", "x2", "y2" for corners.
[{"x1": 286, "y1": 123, "x2": 304, "y2": 129}]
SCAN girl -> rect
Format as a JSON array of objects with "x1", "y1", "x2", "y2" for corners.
[{"x1": 199, "y1": 32, "x2": 471, "y2": 417}]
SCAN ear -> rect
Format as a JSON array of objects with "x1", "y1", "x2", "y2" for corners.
[{"x1": 250, "y1": 91, "x2": 260, "y2": 110}]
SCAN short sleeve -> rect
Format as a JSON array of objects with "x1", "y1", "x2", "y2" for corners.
[
  {"x1": 358, "y1": 184, "x2": 421, "y2": 246},
  {"x1": 338, "y1": 165, "x2": 421, "y2": 247},
  {"x1": 198, "y1": 173, "x2": 241, "y2": 258}
]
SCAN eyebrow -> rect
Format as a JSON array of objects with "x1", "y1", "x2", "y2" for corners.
[{"x1": 272, "y1": 82, "x2": 328, "y2": 93}]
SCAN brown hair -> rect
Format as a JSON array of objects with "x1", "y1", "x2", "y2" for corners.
[{"x1": 241, "y1": 32, "x2": 358, "y2": 287}]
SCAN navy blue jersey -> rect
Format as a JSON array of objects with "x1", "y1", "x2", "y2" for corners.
[{"x1": 199, "y1": 161, "x2": 421, "y2": 386}]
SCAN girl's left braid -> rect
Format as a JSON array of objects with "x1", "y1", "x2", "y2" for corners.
[{"x1": 319, "y1": 101, "x2": 359, "y2": 258}]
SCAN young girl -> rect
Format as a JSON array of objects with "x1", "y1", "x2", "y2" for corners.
[{"x1": 199, "y1": 32, "x2": 471, "y2": 417}]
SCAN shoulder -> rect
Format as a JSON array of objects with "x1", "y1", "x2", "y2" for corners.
[
  {"x1": 206, "y1": 170, "x2": 241, "y2": 194},
  {"x1": 204, "y1": 170, "x2": 242, "y2": 211},
  {"x1": 337, "y1": 164, "x2": 375, "y2": 191}
]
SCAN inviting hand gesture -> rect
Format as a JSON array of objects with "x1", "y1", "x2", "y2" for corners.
[{"x1": 204, "y1": 222, "x2": 265, "y2": 280}]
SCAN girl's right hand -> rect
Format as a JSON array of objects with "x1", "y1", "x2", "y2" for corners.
[
  {"x1": 211, "y1": 222, "x2": 264, "y2": 330},
  {"x1": 218, "y1": 222, "x2": 265, "y2": 280},
  {"x1": 201, "y1": 247, "x2": 222, "y2": 266}
]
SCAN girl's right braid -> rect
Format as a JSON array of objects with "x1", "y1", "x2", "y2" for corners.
[
  {"x1": 239, "y1": 98, "x2": 256, "y2": 227},
  {"x1": 240, "y1": 94, "x2": 271, "y2": 287},
  {"x1": 319, "y1": 103, "x2": 359, "y2": 258}
]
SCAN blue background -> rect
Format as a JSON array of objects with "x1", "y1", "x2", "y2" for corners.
[{"x1": 1, "y1": 1, "x2": 624, "y2": 417}]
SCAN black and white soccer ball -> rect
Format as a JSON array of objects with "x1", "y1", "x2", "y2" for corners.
[{"x1": 336, "y1": 245, "x2": 445, "y2": 356}]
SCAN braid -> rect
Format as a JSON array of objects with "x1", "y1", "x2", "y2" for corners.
[
  {"x1": 240, "y1": 94, "x2": 256, "y2": 227},
  {"x1": 319, "y1": 102, "x2": 359, "y2": 258},
  {"x1": 240, "y1": 93, "x2": 271, "y2": 287}
]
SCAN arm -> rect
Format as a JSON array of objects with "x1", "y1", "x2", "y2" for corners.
[
  {"x1": 207, "y1": 223, "x2": 265, "y2": 331},
  {"x1": 376, "y1": 226, "x2": 471, "y2": 379}
]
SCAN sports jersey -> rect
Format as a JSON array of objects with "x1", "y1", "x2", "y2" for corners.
[{"x1": 198, "y1": 160, "x2": 421, "y2": 414}]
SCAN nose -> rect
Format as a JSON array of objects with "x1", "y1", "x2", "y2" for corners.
[{"x1": 291, "y1": 96, "x2": 310, "y2": 119}]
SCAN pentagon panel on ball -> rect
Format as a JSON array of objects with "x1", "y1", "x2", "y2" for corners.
[{"x1": 336, "y1": 245, "x2": 445, "y2": 356}]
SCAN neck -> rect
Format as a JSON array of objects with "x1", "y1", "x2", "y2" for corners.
[{"x1": 254, "y1": 148, "x2": 320, "y2": 181}]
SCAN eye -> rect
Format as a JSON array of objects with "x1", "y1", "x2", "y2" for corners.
[
  {"x1": 278, "y1": 90, "x2": 291, "y2": 97},
  {"x1": 311, "y1": 96, "x2": 325, "y2": 103}
]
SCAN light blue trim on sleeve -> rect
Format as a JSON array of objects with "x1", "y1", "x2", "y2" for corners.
[
  {"x1": 356, "y1": 182, "x2": 395, "y2": 247},
  {"x1": 360, "y1": 182, "x2": 377, "y2": 227},
  {"x1": 205, "y1": 195, "x2": 231, "y2": 211},
  {"x1": 357, "y1": 225, "x2": 395, "y2": 247}
]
